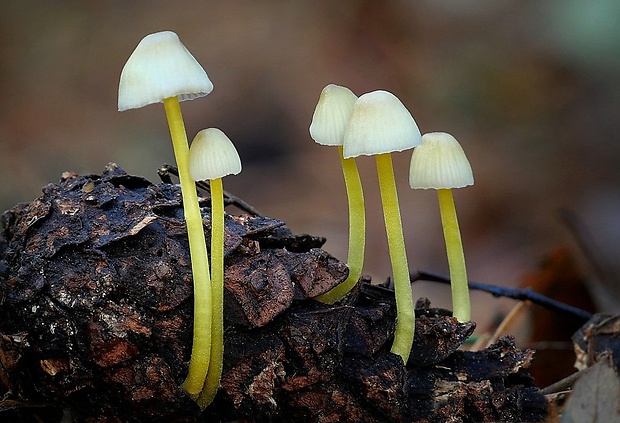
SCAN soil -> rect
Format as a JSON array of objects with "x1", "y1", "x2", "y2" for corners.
[{"x1": 0, "y1": 164, "x2": 547, "y2": 422}]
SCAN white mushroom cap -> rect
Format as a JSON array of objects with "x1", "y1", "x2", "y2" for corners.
[
  {"x1": 342, "y1": 90, "x2": 422, "y2": 159},
  {"x1": 118, "y1": 31, "x2": 213, "y2": 111},
  {"x1": 189, "y1": 128, "x2": 242, "y2": 181},
  {"x1": 309, "y1": 84, "x2": 358, "y2": 146},
  {"x1": 409, "y1": 132, "x2": 474, "y2": 189}
]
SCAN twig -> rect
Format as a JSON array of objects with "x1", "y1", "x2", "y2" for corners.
[
  {"x1": 539, "y1": 366, "x2": 593, "y2": 395},
  {"x1": 414, "y1": 270, "x2": 593, "y2": 322},
  {"x1": 157, "y1": 164, "x2": 262, "y2": 216},
  {"x1": 470, "y1": 300, "x2": 531, "y2": 351},
  {"x1": 361, "y1": 272, "x2": 592, "y2": 322}
]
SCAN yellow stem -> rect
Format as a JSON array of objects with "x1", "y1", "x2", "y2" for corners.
[
  {"x1": 164, "y1": 97, "x2": 212, "y2": 398},
  {"x1": 198, "y1": 177, "x2": 224, "y2": 409},
  {"x1": 437, "y1": 189, "x2": 470, "y2": 322},
  {"x1": 375, "y1": 153, "x2": 415, "y2": 363},
  {"x1": 315, "y1": 146, "x2": 365, "y2": 303}
]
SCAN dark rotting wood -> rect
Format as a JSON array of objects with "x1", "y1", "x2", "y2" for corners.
[{"x1": 0, "y1": 164, "x2": 547, "y2": 422}]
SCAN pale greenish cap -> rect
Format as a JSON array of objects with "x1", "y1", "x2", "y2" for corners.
[
  {"x1": 118, "y1": 31, "x2": 213, "y2": 111},
  {"x1": 409, "y1": 132, "x2": 474, "y2": 189},
  {"x1": 309, "y1": 84, "x2": 357, "y2": 146},
  {"x1": 343, "y1": 90, "x2": 422, "y2": 158},
  {"x1": 189, "y1": 128, "x2": 242, "y2": 181}
]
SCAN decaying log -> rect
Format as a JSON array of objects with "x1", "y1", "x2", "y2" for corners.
[{"x1": 0, "y1": 164, "x2": 546, "y2": 422}]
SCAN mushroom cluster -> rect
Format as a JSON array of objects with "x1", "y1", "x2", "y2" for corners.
[
  {"x1": 117, "y1": 30, "x2": 477, "y2": 409},
  {"x1": 310, "y1": 86, "x2": 423, "y2": 363},
  {"x1": 309, "y1": 86, "x2": 476, "y2": 362},
  {"x1": 118, "y1": 31, "x2": 241, "y2": 408}
]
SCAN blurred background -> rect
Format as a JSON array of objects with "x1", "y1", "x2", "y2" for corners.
[{"x1": 1, "y1": 1, "x2": 619, "y2": 333}]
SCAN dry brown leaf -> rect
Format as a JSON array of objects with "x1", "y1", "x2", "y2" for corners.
[{"x1": 562, "y1": 355, "x2": 620, "y2": 423}]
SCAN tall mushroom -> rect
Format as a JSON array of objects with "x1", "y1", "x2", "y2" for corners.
[
  {"x1": 118, "y1": 31, "x2": 214, "y2": 398},
  {"x1": 189, "y1": 128, "x2": 242, "y2": 408},
  {"x1": 309, "y1": 84, "x2": 365, "y2": 303},
  {"x1": 409, "y1": 132, "x2": 474, "y2": 322},
  {"x1": 343, "y1": 90, "x2": 422, "y2": 363}
]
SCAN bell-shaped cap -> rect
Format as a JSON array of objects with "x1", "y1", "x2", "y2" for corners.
[
  {"x1": 118, "y1": 31, "x2": 213, "y2": 111},
  {"x1": 189, "y1": 128, "x2": 242, "y2": 181},
  {"x1": 409, "y1": 132, "x2": 474, "y2": 189},
  {"x1": 343, "y1": 90, "x2": 422, "y2": 158},
  {"x1": 309, "y1": 84, "x2": 358, "y2": 146}
]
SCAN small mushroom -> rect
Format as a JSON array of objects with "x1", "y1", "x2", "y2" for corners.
[
  {"x1": 343, "y1": 90, "x2": 422, "y2": 363},
  {"x1": 409, "y1": 132, "x2": 474, "y2": 322},
  {"x1": 118, "y1": 31, "x2": 214, "y2": 398},
  {"x1": 189, "y1": 128, "x2": 242, "y2": 408},
  {"x1": 309, "y1": 84, "x2": 365, "y2": 303}
]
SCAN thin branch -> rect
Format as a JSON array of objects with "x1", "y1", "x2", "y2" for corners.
[
  {"x1": 361, "y1": 271, "x2": 592, "y2": 322},
  {"x1": 157, "y1": 164, "x2": 262, "y2": 216},
  {"x1": 539, "y1": 366, "x2": 593, "y2": 395},
  {"x1": 415, "y1": 270, "x2": 593, "y2": 322}
]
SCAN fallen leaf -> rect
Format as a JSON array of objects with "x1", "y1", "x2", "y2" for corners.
[{"x1": 562, "y1": 355, "x2": 620, "y2": 423}]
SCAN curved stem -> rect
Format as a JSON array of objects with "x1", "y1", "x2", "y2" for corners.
[
  {"x1": 375, "y1": 153, "x2": 414, "y2": 364},
  {"x1": 315, "y1": 146, "x2": 365, "y2": 303},
  {"x1": 437, "y1": 189, "x2": 470, "y2": 322},
  {"x1": 198, "y1": 177, "x2": 224, "y2": 409},
  {"x1": 164, "y1": 97, "x2": 212, "y2": 398}
]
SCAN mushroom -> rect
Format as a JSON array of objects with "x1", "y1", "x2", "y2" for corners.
[
  {"x1": 409, "y1": 132, "x2": 474, "y2": 322},
  {"x1": 189, "y1": 128, "x2": 242, "y2": 408},
  {"x1": 343, "y1": 90, "x2": 422, "y2": 363},
  {"x1": 309, "y1": 84, "x2": 365, "y2": 303},
  {"x1": 118, "y1": 31, "x2": 214, "y2": 398}
]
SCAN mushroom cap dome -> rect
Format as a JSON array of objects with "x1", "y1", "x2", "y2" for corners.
[
  {"x1": 309, "y1": 84, "x2": 358, "y2": 147},
  {"x1": 189, "y1": 128, "x2": 242, "y2": 181},
  {"x1": 118, "y1": 31, "x2": 213, "y2": 111},
  {"x1": 409, "y1": 132, "x2": 474, "y2": 189},
  {"x1": 343, "y1": 90, "x2": 422, "y2": 158}
]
